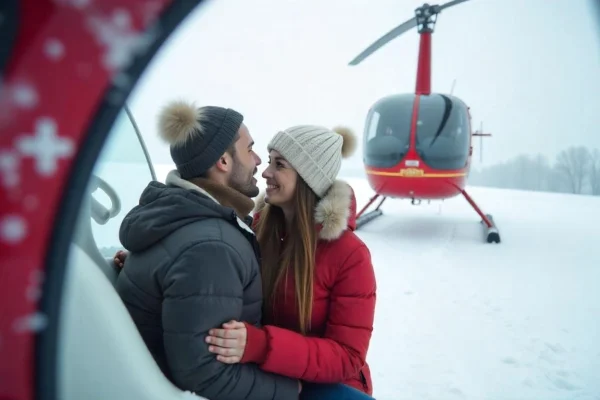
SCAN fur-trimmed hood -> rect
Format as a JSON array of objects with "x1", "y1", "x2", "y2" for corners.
[{"x1": 253, "y1": 180, "x2": 357, "y2": 240}]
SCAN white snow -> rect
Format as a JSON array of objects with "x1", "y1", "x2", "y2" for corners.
[{"x1": 343, "y1": 177, "x2": 600, "y2": 400}]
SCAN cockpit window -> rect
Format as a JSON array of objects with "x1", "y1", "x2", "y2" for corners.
[
  {"x1": 363, "y1": 94, "x2": 414, "y2": 168},
  {"x1": 416, "y1": 94, "x2": 470, "y2": 170}
]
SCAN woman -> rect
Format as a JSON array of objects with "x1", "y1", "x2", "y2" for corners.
[
  {"x1": 204, "y1": 125, "x2": 377, "y2": 399},
  {"x1": 114, "y1": 125, "x2": 377, "y2": 399}
]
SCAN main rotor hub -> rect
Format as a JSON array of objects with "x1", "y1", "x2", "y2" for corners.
[{"x1": 415, "y1": 3, "x2": 440, "y2": 33}]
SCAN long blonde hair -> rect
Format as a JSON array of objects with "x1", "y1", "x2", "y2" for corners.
[{"x1": 255, "y1": 178, "x2": 318, "y2": 335}]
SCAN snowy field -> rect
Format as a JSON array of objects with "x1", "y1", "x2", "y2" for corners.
[
  {"x1": 345, "y1": 177, "x2": 600, "y2": 400},
  {"x1": 110, "y1": 165, "x2": 600, "y2": 400}
]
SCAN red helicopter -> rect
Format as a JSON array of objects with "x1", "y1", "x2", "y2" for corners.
[{"x1": 348, "y1": 0, "x2": 500, "y2": 243}]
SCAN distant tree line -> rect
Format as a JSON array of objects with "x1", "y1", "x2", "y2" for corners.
[{"x1": 469, "y1": 146, "x2": 600, "y2": 196}]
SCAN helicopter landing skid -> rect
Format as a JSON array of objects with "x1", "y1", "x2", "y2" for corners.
[
  {"x1": 460, "y1": 189, "x2": 501, "y2": 244},
  {"x1": 356, "y1": 194, "x2": 387, "y2": 229}
]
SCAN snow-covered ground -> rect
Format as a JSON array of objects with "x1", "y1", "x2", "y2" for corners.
[
  {"x1": 121, "y1": 165, "x2": 600, "y2": 400},
  {"x1": 345, "y1": 177, "x2": 600, "y2": 400}
]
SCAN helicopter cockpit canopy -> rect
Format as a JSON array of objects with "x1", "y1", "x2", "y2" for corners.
[
  {"x1": 363, "y1": 94, "x2": 414, "y2": 168},
  {"x1": 416, "y1": 94, "x2": 471, "y2": 170},
  {"x1": 363, "y1": 93, "x2": 471, "y2": 171}
]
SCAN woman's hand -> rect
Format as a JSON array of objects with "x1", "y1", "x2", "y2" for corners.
[
  {"x1": 206, "y1": 320, "x2": 247, "y2": 363},
  {"x1": 113, "y1": 250, "x2": 128, "y2": 269}
]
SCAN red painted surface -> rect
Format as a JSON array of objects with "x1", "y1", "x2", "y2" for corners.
[
  {"x1": 365, "y1": 94, "x2": 469, "y2": 200},
  {"x1": 0, "y1": 1, "x2": 172, "y2": 399},
  {"x1": 415, "y1": 32, "x2": 431, "y2": 95},
  {"x1": 366, "y1": 172, "x2": 466, "y2": 200}
]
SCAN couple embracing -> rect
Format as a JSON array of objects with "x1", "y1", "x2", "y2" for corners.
[{"x1": 114, "y1": 99, "x2": 377, "y2": 400}]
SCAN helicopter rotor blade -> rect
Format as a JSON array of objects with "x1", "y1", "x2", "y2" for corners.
[
  {"x1": 348, "y1": 0, "x2": 471, "y2": 66},
  {"x1": 348, "y1": 17, "x2": 417, "y2": 66},
  {"x1": 439, "y1": 0, "x2": 471, "y2": 11}
]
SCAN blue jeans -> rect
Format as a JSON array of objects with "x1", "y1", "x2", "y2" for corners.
[{"x1": 300, "y1": 383, "x2": 374, "y2": 400}]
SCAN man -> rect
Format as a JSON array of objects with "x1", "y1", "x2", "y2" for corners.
[{"x1": 115, "y1": 100, "x2": 299, "y2": 399}]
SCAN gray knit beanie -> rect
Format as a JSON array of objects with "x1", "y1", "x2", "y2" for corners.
[
  {"x1": 267, "y1": 125, "x2": 357, "y2": 197},
  {"x1": 157, "y1": 100, "x2": 243, "y2": 179}
]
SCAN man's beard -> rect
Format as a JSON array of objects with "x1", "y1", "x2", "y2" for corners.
[{"x1": 228, "y1": 158, "x2": 259, "y2": 198}]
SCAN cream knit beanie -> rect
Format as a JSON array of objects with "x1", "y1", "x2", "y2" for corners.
[{"x1": 267, "y1": 125, "x2": 357, "y2": 197}]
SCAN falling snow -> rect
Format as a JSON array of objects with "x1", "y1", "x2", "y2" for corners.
[
  {"x1": 13, "y1": 312, "x2": 48, "y2": 333},
  {"x1": 44, "y1": 38, "x2": 66, "y2": 61},
  {"x1": 15, "y1": 117, "x2": 75, "y2": 176},
  {"x1": 86, "y1": 8, "x2": 157, "y2": 71},
  {"x1": 0, "y1": 215, "x2": 27, "y2": 244}
]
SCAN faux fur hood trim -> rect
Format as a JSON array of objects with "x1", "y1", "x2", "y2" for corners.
[{"x1": 254, "y1": 180, "x2": 353, "y2": 241}]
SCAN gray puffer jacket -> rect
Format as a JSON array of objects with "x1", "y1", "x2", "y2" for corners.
[{"x1": 115, "y1": 173, "x2": 297, "y2": 400}]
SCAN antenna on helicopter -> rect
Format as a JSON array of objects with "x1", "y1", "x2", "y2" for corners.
[
  {"x1": 450, "y1": 78, "x2": 457, "y2": 95},
  {"x1": 473, "y1": 121, "x2": 492, "y2": 163}
]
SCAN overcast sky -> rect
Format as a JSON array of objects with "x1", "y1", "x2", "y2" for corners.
[{"x1": 126, "y1": 0, "x2": 600, "y2": 174}]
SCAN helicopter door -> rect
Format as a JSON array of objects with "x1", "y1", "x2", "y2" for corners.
[
  {"x1": 363, "y1": 94, "x2": 414, "y2": 168},
  {"x1": 415, "y1": 94, "x2": 470, "y2": 170}
]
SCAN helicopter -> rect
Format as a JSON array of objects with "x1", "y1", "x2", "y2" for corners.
[{"x1": 348, "y1": 0, "x2": 500, "y2": 244}]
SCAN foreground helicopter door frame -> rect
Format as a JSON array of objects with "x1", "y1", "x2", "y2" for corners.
[{"x1": 0, "y1": 1, "x2": 203, "y2": 399}]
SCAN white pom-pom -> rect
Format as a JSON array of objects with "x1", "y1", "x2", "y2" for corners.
[
  {"x1": 157, "y1": 100, "x2": 202, "y2": 147},
  {"x1": 332, "y1": 126, "x2": 357, "y2": 158}
]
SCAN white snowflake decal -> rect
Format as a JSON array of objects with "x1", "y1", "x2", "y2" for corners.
[
  {"x1": 11, "y1": 82, "x2": 38, "y2": 109},
  {"x1": 0, "y1": 150, "x2": 20, "y2": 188},
  {"x1": 13, "y1": 312, "x2": 48, "y2": 333},
  {"x1": 86, "y1": 8, "x2": 157, "y2": 71},
  {"x1": 0, "y1": 214, "x2": 27, "y2": 244},
  {"x1": 26, "y1": 269, "x2": 45, "y2": 302},
  {"x1": 15, "y1": 117, "x2": 75, "y2": 176},
  {"x1": 44, "y1": 38, "x2": 66, "y2": 61},
  {"x1": 0, "y1": 81, "x2": 39, "y2": 128}
]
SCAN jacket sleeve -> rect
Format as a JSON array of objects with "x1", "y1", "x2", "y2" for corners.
[
  {"x1": 242, "y1": 243, "x2": 376, "y2": 383},
  {"x1": 161, "y1": 240, "x2": 299, "y2": 400}
]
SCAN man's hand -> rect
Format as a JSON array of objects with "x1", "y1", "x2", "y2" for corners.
[{"x1": 206, "y1": 320, "x2": 247, "y2": 363}]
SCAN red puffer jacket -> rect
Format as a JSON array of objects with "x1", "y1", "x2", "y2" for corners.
[{"x1": 241, "y1": 180, "x2": 377, "y2": 395}]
